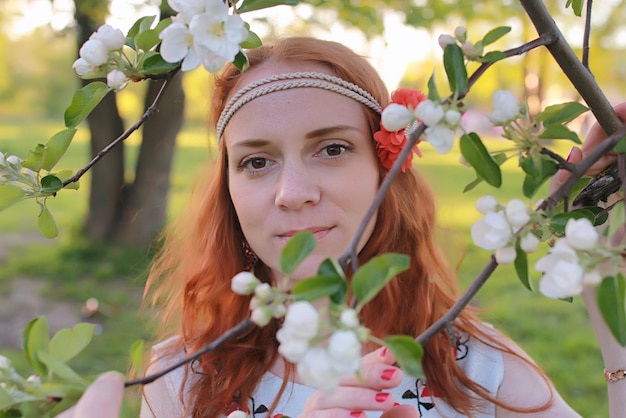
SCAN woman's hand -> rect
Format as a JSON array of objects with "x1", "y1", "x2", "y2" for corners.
[
  {"x1": 299, "y1": 347, "x2": 417, "y2": 417},
  {"x1": 58, "y1": 372, "x2": 125, "y2": 418},
  {"x1": 551, "y1": 103, "x2": 626, "y2": 192}
]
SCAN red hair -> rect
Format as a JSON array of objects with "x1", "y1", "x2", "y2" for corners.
[{"x1": 144, "y1": 37, "x2": 548, "y2": 417}]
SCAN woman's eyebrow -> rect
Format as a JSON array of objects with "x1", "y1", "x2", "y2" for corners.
[
  {"x1": 304, "y1": 125, "x2": 360, "y2": 139},
  {"x1": 229, "y1": 139, "x2": 272, "y2": 149}
]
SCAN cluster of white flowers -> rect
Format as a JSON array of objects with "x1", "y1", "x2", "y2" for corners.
[
  {"x1": 536, "y1": 218, "x2": 602, "y2": 299},
  {"x1": 380, "y1": 99, "x2": 462, "y2": 154},
  {"x1": 0, "y1": 152, "x2": 38, "y2": 192},
  {"x1": 230, "y1": 271, "x2": 285, "y2": 326},
  {"x1": 159, "y1": 0, "x2": 249, "y2": 72},
  {"x1": 488, "y1": 90, "x2": 522, "y2": 126},
  {"x1": 72, "y1": 24, "x2": 129, "y2": 90},
  {"x1": 471, "y1": 196, "x2": 538, "y2": 264},
  {"x1": 438, "y1": 26, "x2": 482, "y2": 60}
]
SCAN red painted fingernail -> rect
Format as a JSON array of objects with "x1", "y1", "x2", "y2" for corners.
[
  {"x1": 350, "y1": 411, "x2": 364, "y2": 417},
  {"x1": 381, "y1": 368, "x2": 397, "y2": 381},
  {"x1": 394, "y1": 402, "x2": 400, "y2": 406},
  {"x1": 375, "y1": 392, "x2": 390, "y2": 403},
  {"x1": 566, "y1": 148, "x2": 574, "y2": 162},
  {"x1": 379, "y1": 347, "x2": 389, "y2": 358}
]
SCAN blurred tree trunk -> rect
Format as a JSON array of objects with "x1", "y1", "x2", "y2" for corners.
[{"x1": 74, "y1": 1, "x2": 184, "y2": 247}]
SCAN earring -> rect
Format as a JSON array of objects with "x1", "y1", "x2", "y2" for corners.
[{"x1": 241, "y1": 239, "x2": 258, "y2": 271}]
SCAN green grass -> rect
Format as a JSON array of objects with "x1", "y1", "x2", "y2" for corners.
[{"x1": 0, "y1": 120, "x2": 607, "y2": 417}]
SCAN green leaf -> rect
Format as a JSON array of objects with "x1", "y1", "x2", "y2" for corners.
[
  {"x1": 535, "y1": 102, "x2": 589, "y2": 125},
  {"x1": 597, "y1": 274, "x2": 626, "y2": 346},
  {"x1": 0, "y1": 185, "x2": 25, "y2": 211},
  {"x1": 240, "y1": 30, "x2": 262, "y2": 49},
  {"x1": 64, "y1": 82, "x2": 110, "y2": 128},
  {"x1": 549, "y1": 208, "x2": 598, "y2": 233},
  {"x1": 232, "y1": 50, "x2": 250, "y2": 73},
  {"x1": 463, "y1": 152, "x2": 507, "y2": 192},
  {"x1": 443, "y1": 44, "x2": 467, "y2": 95},
  {"x1": 607, "y1": 201, "x2": 625, "y2": 240},
  {"x1": 565, "y1": 0, "x2": 584, "y2": 16},
  {"x1": 514, "y1": 241, "x2": 533, "y2": 291},
  {"x1": 237, "y1": 0, "x2": 299, "y2": 13},
  {"x1": 127, "y1": 15, "x2": 156, "y2": 40},
  {"x1": 54, "y1": 170, "x2": 79, "y2": 190},
  {"x1": 538, "y1": 124, "x2": 581, "y2": 143},
  {"x1": 135, "y1": 29, "x2": 161, "y2": 52},
  {"x1": 0, "y1": 385, "x2": 16, "y2": 411},
  {"x1": 352, "y1": 253, "x2": 409, "y2": 308},
  {"x1": 459, "y1": 132, "x2": 502, "y2": 187},
  {"x1": 520, "y1": 155, "x2": 558, "y2": 198},
  {"x1": 279, "y1": 231, "x2": 316, "y2": 275},
  {"x1": 427, "y1": 71, "x2": 440, "y2": 102},
  {"x1": 38, "y1": 202, "x2": 58, "y2": 238},
  {"x1": 292, "y1": 275, "x2": 347, "y2": 302},
  {"x1": 23, "y1": 317, "x2": 50, "y2": 376},
  {"x1": 481, "y1": 26, "x2": 511, "y2": 46},
  {"x1": 316, "y1": 258, "x2": 348, "y2": 303},
  {"x1": 478, "y1": 51, "x2": 506, "y2": 63},
  {"x1": 22, "y1": 144, "x2": 46, "y2": 172},
  {"x1": 40, "y1": 175, "x2": 63, "y2": 194},
  {"x1": 141, "y1": 52, "x2": 180, "y2": 75},
  {"x1": 37, "y1": 351, "x2": 88, "y2": 386},
  {"x1": 130, "y1": 339, "x2": 145, "y2": 373},
  {"x1": 49, "y1": 323, "x2": 95, "y2": 363},
  {"x1": 42, "y1": 129, "x2": 76, "y2": 171},
  {"x1": 385, "y1": 335, "x2": 423, "y2": 377}
]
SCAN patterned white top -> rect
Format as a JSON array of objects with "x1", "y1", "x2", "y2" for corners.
[{"x1": 142, "y1": 333, "x2": 503, "y2": 418}]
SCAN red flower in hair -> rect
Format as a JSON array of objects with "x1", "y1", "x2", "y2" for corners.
[{"x1": 374, "y1": 88, "x2": 426, "y2": 172}]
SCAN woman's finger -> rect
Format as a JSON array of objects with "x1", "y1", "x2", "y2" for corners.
[
  {"x1": 73, "y1": 372, "x2": 125, "y2": 418},
  {"x1": 380, "y1": 405, "x2": 420, "y2": 418}
]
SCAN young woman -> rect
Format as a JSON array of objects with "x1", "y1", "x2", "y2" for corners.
[{"x1": 140, "y1": 37, "x2": 580, "y2": 417}]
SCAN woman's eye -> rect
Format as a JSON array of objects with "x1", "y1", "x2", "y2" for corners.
[
  {"x1": 322, "y1": 144, "x2": 347, "y2": 157},
  {"x1": 243, "y1": 157, "x2": 268, "y2": 170}
]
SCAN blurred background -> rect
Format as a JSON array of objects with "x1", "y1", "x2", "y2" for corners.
[{"x1": 2, "y1": 0, "x2": 626, "y2": 416}]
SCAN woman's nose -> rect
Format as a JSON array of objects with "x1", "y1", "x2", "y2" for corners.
[{"x1": 274, "y1": 162, "x2": 321, "y2": 210}]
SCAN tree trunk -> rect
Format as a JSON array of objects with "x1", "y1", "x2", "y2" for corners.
[{"x1": 111, "y1": 74, "x2": 185, "y2": 245}]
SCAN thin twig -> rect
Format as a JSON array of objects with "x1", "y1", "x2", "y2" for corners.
[
  {"x1": 62, "y1": 71, "x2": 179, "y2": 187},
  {"x1": 124, "y1": 318, "x2": 255, "y2": 387},
  {"x1": 582, "y1": 0, "x2": 593, "y2": 69}
]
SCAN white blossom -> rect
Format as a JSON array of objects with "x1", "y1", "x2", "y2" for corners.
[
  {"x1": 72, "y1": 58, "x2": 92, "y2": 76},
  {"x1": 536, "y1": 239, "x2": 584, "y2": 299},
  {"x1": 505, "y1": 199, "x2": 530, "y2": 229},
  {"x1": 381, "y1": 103, "x2": 414, "y2": 131},
  {"x1": 106, "y1": 70, "x2": 128, "y2": 91},
  {"x1": 488, "y1": 90, "x2": 520, "y2": 125},
  {"x1": 231, "y1": 271, "x2": 260, "y2": 295},
  {"x1": 271, "y1": 303, "x2": 286, "y2": 318},
  {"x1": 276, "y1": 330, "x2": 310, "y2": 362},
  {"x1": 461, "y1": 41, "x2": 480, "y2": 59},
  {"x1": 471, "y1": 212, "x2": 512, "y2": 250},
  {"x1": 520, "y1": 233, "x2": 540, "y2": 253},
  {"x1": 281, "y1": 301, "x2": 319, "y2": 341},
  {"x1": 227, "y1": 411, "x2": 249, "y2": 418},
  {"x1": 159, "y1": 22, "x2": 198, "y2": 70},
  {"x1": 444, "y1": 109, "x2": 461, "y2": 127},
  {"x1": 454, "y1": 26, "x2": 467, "y2": 42},
  {"x1": 79, "y1": 39, "x2": 109, "y2": 67},
  {"x1": 190, "y1": 3, "x2": 247, "y2": 61},
  {"x1": 340, "y1": 309, "x2": 359, "y2": 328},
  {"x1": 254, "y1": 282, "x2": 272, "y2": 300},
  {"x1": 91, "y1": 24, "x2": 126, "y2": 51},
  {"x1": 251, "y1": 306, "x2": 272, "y2": 327},
  {"x1": 415, "y1": 100, "x2": 444, "y2": 126},
  {"x1": 297, "y1": 348, "x2": 341, "y2": 391},
  {"x1": 438, "y1": 34, "x2": 456, "y2": 49},
  {"x1": 26, "y1": 375, "x2": 41, "y2": 387},
  {"x1": 424, "y1": 124, "x2": 455, "y2": 154},
  {"x1": 327, "y1": 330, "x2": 361, "y2": 374},
  {"x1": 564, "y1": 218, "x2": 599, "y2": 250},
  {"x1": 583, "y1": 270, "x2": 603, "y2": 286},
  {"x1": 6, "y1": 155, "x2": 22, "y2": 168},
  {"x1": 168, "y1": 0, "x2": 206, "y2": 24},
  {"x1": 495, "y1": 246, "x2": 516, "y2": 264},
  {"x1": 475, "y1": 195, "x2": 499, "y2": 214},
  {"x1": 0, "y1": 355, "x2": 11, "y2": 370}
]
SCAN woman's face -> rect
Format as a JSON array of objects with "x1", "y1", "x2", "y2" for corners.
[{"x1": 225, "y1": 63, "x2": 380, "y2": 282}]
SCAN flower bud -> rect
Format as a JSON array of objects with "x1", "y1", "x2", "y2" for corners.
[
  {"x1": 282, "y1": 301, "x2": 319, "y2": 340},
  {"x1": 565, "y1": 218, "x2": 598, "y2": 250},
  {"x1": 276, "y1": 329, "x2": 309, "y2": 362},
  {"x1": 381, "y1": 103, "x2": 413, "y2": 132},
  {"x1": 6, "y1": 155, "x2": 22, "y2": 168},
  {"x1": 461, "y1": 41, "x2": 480, "y2": 59},
  {"x1": 495, "y1": 246, "x2": 516, "y2": 264},
  {"x1": 475, "y1": 195, "x2": 499, "y2": 214},
  {"x1": 340, "y1": 309, "x2": 359, "y2": 328},
  {"x1": 454, "y1": 26, "x2": 467, "y2": 42},
  {"x1": 488, "y1": 90, "x2": 520, "y2": 125},
  {"x1": 227, "y1": 411, "x2": 249, "y2": 418},
  {"x1": 231, "y1": 271, "x2": 260, "y2": 295},
  {"x1": 106, "y1": 70, "x2": 128, "y2": 91},
  {"x1": 297, "y1": 348, "x2": 341, "y2": 392},
  {"x1": 520, "y1": 233, "x2": 540, "y2": 253},
  {"x1": 505, "y1": 199, "x2": 530, "y2": 229},
  {"x1": 438, "y1": 34, "x2": 456, "y2": 49},
  {"x1": 471, "y1": 212, "x2": 512, "y2": 250},
  {"x1": 444, "y1": 109, "x2": 461, "y2": 127},
  {"x1": 93, "y1": 24, "x2": 126, "y2": 51},
  {"x1": 271, "y1": 303, "x2": 286, "y2": 318},
  {"x1": 424, "y1": 124, "x2": 454, "y2": 154},
  {"x1": 0, "y1": 355, "x2": 11, "y2": 370},
  {"x1": 583, "y1": 269, "x2": 602, "y2": 286},
  {"x1": 251, "y1": 306, "x2": 272, "y2": 327},
  {"x1": 79, "y1": 39, "x2": 109, "y2": 66},
  {"x1": 254, "y1": 282, "x2": 272, "y2": 301},
  {"x1": 415, "y1": 100, "x2": 444, "y2": 127},
  {"x1": 72, "y1": 58, "x2": 92, "y2": 76}
]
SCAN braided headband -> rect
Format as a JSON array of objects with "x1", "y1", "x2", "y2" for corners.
[{"x1": 216, "y1": 71, "x2": 383, "y2": 141}]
